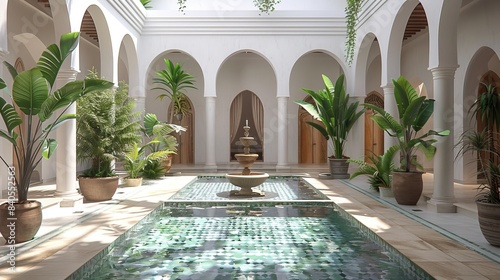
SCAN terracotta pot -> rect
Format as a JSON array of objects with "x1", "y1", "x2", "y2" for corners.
[
  {"x1": 161, "y1": 155, "x2": 173, "y2": 174},
  {"x1": 476, "y1": 201, "x2": 500, "y2": 246},
  {"x1": 78, "y1": 176, "x2": 119, "y2": 201},
  {"x1": 125, "y1": 177, "x2": 143, "y2": 187},
  {"x1": 0, "y1": 201, "x2": 42, "y2": 243},
  {"x1": 391, "y1": 171, "x2": 423, "y2": 205},
  {"x1": 328, "y1": 158, "x2": 350, "y2": 179}
]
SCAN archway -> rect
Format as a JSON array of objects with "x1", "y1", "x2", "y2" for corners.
[
  {"x1": 230, "y1": 91, "x2": 264, "y2": 162},
  {"x1": 364, "y1": 92, "x2": 384, "y2": 162},
  {"x1": 298, "y1": 96, "x2": 327, "y2": 164}
]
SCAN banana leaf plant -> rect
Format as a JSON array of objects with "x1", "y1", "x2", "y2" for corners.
[
  {"x1": 143, "y1": 113, "x2": 186, "y2": 153},
  {"x1": 363, "y1": 76, "x2": 450, "y2": 172},
  {"x1": 0, "y1": 32, "x2": 113, "y2": 203},
  {"x1": 295, "y1": 74, "x2": 365, "y2": 159}
]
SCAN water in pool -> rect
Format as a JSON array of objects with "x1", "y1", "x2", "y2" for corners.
[{"x1": 83, "y1": 204, "x2": 411, "y2": 280}]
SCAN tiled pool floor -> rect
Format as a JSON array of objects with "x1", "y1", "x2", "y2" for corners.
[{"x1": 0, "y1": 172, "x2": 500, "y2": 279}]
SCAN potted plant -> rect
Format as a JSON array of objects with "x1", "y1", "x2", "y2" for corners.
[
  {"x1": 363, "y1": 76, "x2": 450, "y2": 205},
  {"x1": 0, "y1": 32, "x2": 113, "y2": 242},
  {"x1": 122, "y1": 141, "x2": 170, "y2": 187},
  {"x1": 348, "y1": 146, "x2": 399, "y2": 198},
  {"x1": 457, "y1": 83, "x2": 500, "y2": 246},
  {"x1": 152, "y1": 59, "x2": 196, "y2": 123},
  {"x1": 143, "y1": 113, "x2": 185, "y2": 174},
  {"x1": 296, "y1": 74, "x2": 365, "y2": 178},
  {"x1": 76, "y1": 71, "x2": 141, "y2": 201}
]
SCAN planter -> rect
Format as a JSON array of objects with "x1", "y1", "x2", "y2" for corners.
[
  {"x1": 125, "y1": 177, "x2": 143, "y2": 187},
  {"x1": 328, "y1": 158, "x2": 350, "y2": 179},
  {"x1": 476, "y1": 201, "x2": 500, "y2": 246},
  {"x1": 379, "y1": 186, "x2": 393, "y2": 198},
  {"x1": 391, "y1": 171, "x2": 423, "y2": 205},
  {"x1": 0, "y1": 200, "x2": 42, "y2": 243},
  {"x1": 78, "y1": 176, "x2": 119, "y2": 201},
  {"x1": 162, "y1": 155, "x2": 173, "y2": 174}
]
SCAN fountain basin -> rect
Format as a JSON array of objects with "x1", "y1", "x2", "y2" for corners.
[{"x1": 226, "y1": 172, "x2": 269, "y2": 197}]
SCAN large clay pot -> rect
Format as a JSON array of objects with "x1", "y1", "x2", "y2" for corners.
[
  {"x1": 391, "y1": 171, "x2": 423, "y2": 205},
  {"x1": 328, "y1": 158, "x2": 350, "y2": 179},
  {"x1": 476, "y1": 201, "x2": 500, "y2": 246},
  {"x1": 0, "y1": 200, "x2": 42, "y2": 243},
  {"x1": 78, "y1": 176, "x2": 119, "y2": 201}
]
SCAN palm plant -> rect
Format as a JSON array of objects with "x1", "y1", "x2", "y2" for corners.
[
  {"x1": 140, "y1": 0, "x2": 152, "y2": 9},
  {"x1": 143, "y1": 113, "x2": 186, "y2": 153},
  {"x1": 0, "y1": 32, "x2": 113, "y2": 203},
  {"x1": 296, "y1": 74, "x2": 364, "y2": 159},
  {"x1": 76, "y1": 70, "x2": 141, "y2": 177},
  {"x1": 348, "y1": 146, "x2": 399, "y2": 191},
  {"x1": 152, "y1": 59, "x2": 196, "y2": 123},
  {"x1": 122, "y1": 142, "x2": 170, "y2": 179}
]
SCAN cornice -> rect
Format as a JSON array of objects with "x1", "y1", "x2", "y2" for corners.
[{"x1": 105, "y1": 0, "x2": 145, "y2": 34}]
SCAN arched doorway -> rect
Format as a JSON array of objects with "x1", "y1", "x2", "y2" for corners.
[
  {"x1": 364, "y1": 92, "x2": 384, "y2": 162},
  {"x1": 168, "y1": 95, "x2": 195, "y2": 164},
  {"x1": 230, "y1": 91, "x2": 264, "y2": 161},
  {"x1": 298, "y1": 96, "x2": 327, "y2": 164}
]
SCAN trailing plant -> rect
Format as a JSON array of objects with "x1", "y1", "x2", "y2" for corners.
[
  {"x1": 296, "y1": 74, "x2": 364, "y2": 159},
  {"x1": 363, "y1": 76, "x2": 450, "y2": 172},
  {"x1": 140, "y1": 0, "x2": 152, "y2": 9},
  {"x1": 348, "y1": 146, "x2": 398, "y2": 191},
  {"x1": 345, "y1": 0, "x2": 364, "y2": 65},
  {"x1": 152, "y1": 59, "x2": 196, "y2": 123},
  {"x1": 76, "y1": 70, "x2": 141, "y2": 178},
  {"x1": 177, "y1": 0, "x2": 187, "y2": 14},
  {"x1": 253, "y1": 0, "x2": 282, "y2": 14},
  {"x1": 0, "y1": 32, "x2": 113, "y2": 203}
]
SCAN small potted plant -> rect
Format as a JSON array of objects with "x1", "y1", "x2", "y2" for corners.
[
  {"x1": 122, "y1": 141, "x2": 171, "y2": 187},
  {"x1": 296, "y1": 74, "x2": 365, "y2": 178},
  {"x1": 363, "y1": 76, "x2": 450, "y2": 205},
  {"x1": 76, "y1": 71, "x2": 141, "y2": 201},
  {"x1": 348, "y1": 146, "x2": 399, "y2": 198},
  {"x1": 0, "y1": 32, "x2": 113, "y2": 242}
]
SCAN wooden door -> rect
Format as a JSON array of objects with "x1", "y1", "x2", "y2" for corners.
[
  {"x1": 364, "y1": 92, "x2": 384, "y2": 162},
  {"x1": 299, "y1": 109, "x2": 327, "y2": 164}
]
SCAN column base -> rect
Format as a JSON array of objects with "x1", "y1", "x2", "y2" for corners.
[
  {"x1": 275, "y1": 165, "x2": 290, "y2": 171},
  {"x1": 59, "y1": 195, "x2": 84, "y2": 208},
  {"x1": 427, "y1": 198, "x2": 456, "y2": 213},
  {"x1": 204, "y1": 164, "x2": 218, "y2": 172}
]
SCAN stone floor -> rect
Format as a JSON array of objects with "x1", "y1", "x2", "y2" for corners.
[{"x1": 0, "y1": 168, "x2": 499, "y2": 279}]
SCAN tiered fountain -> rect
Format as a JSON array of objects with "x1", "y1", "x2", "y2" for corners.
[{"x1": 226, "y1": 124, "x2": 269, "y2": 197}]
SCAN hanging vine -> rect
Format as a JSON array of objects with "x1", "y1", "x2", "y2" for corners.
[
  {"x1": 345, "y1": 0, "x2": 364, "y2": 65},
  {"x1": 177, "y1": 0, "x2": 188, "y2": 13},
  {"x1": 253, "y1": 0, "x2": 282, "y2": 15}
]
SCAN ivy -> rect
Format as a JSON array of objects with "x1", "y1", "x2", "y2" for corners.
[
  {"x1": 253, "y1": 0, "x2": 282, "y2": 15},
  {"x1": 177, "y1": 0, "x2": 187, "y2": 14},
  {"x1": 345, "y1": 0, "x2": 364, "y2": 65}
]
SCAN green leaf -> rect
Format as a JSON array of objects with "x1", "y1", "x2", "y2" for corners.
[
  {"x1": 3, "y1": 61, "x2": 18, "y2": 80},
  {"x1": 12, "y1": 68, "x2": 48, "y2": 115},
  {"x1": 413, "y1": 99, "x2": 434, "y2": 132},
  {"x1": 0, "y1": 129, "x2": 17, "y2": 145},
  {"x1": 37, "y1": 32, "x2": 80, "y2": 89},
  {"x1": 295, "y1": 99, "x2": 320, "y2": 120},
  {"x1": 0, "y1": 96, "x2": 22, "y2": 133},
  {"x1": 401, "y1": 96, "x2": 425, "y2": 128},
  {"x1": 43, "y1": 114, "x2": 75, "y2": 132},
  {"x1": 0, "y1": 78, "x2": 5, "y2": 90},
  {"x1": 42, "y1": 138, "x2": 57, "y2": 159}
]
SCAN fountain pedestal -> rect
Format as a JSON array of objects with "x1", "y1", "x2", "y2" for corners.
[{"x1": 226, "y1": 125, "x2": 269, "y2": 197}]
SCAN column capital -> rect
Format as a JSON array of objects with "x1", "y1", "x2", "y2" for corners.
[
  {"x1": 57, "y1": 69, "x2": 80, "y2": 81},
  {"x1": 381, "y1": 83, "x2": 394, "y2": 90},
  {"x1": 429, "y1": 66, "x2": 458, "y2": 78}
]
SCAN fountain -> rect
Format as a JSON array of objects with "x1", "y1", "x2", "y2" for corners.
[{"x1": 226, "y1": 124, "x2": 269, "y2": 197}]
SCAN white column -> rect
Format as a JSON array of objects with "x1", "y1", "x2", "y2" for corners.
[
  {"x1": 0, "y1": 49, "x2": 9, "y2": 199},
  {"x1": 381, "y1": 84, "x2": 398, "y2": 150},
  {"x1": 55, "y1": 69, "x2": 82, "y2": 206},
  {"x1": 205, "y1": 96, "x2": 217, "y2": 171},
  {"x1": 428, "y1": 67, "x2": 457, "y2": 213},
  {"x1": 276, "y1": 96, "x2": 289, "y2": 170}
]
